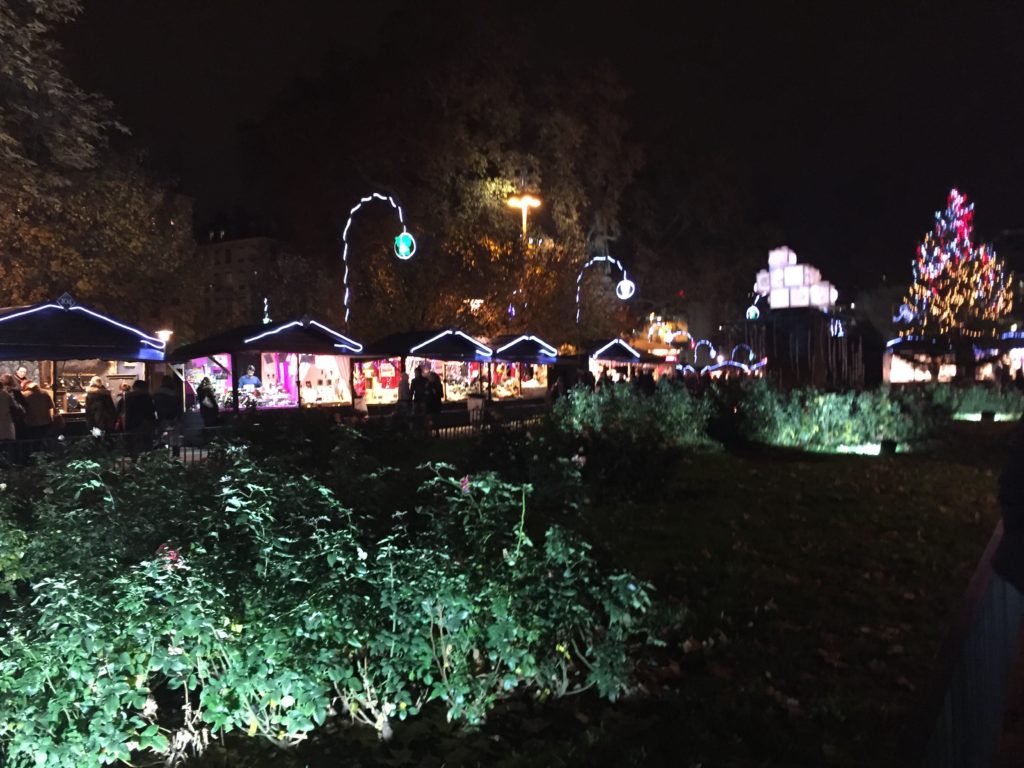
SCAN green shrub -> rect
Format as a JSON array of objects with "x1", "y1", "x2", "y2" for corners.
[
  {"x1": 0, "y1": 449, "x2": 650, "y2": 767},
  {"x1": 728, "y1": 379, "x2": 938, "y2": 450}
]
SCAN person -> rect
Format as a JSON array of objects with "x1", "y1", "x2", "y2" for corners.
[
  {"x1": 0, "y1": 375, "x2": 18, "y2": 443},
  {"x1": 114, "y1": 382, "x2": 132, "y2": 430},
  {"x1": 153, "y1": 374, "x2": 183, "y2": 452},
  {"x1": 410, "y1": 366, "x2": 427, "y2": 413},
  {"x1": 547, "y1": 373, "x2": 565, "y2": 405},
  {"x1": 238, "y1": 365, "x2": 261, "y2": 388},
  {"x1": 85, "y1": 376, "x2": 117, "y2": 432},
  {"x1": 636, "y1": 369, "x2": 657, "y2": 397},
  {"x1": 425, "y1": 369, "x2": 444, "y2": 432},
  {"x1": 395, "y1": 370, "x2": 412, "y2": 423},
  {"x1": 124, "y1": 380, "x2": 157, "y2": 454},
  {"x1": 2, "y1": 372, "x2": 27, "y2": 440},
  {"x1": 577, "y1": 367, "x2": 596, "y2": 392},
  {"x1": 1016, "y1": 367, "x2": 1024, "y2": 393},
  {"x1": 14, "y1": 365, "x2": 29, "y2": 391},
  {"x1": 196, "y1": 377, "x2": 220, "y2": 427},
  {"x1": 596, "y1": 367, "x2": 611, "y2": 391},
  {"x1": 22, "y1": 382, "x2": 54, "y2": 441}
]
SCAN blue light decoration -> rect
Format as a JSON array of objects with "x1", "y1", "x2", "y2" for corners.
[
  {"x1": 731, "y1": 343, "x2": 755, "y2": 363},
  {"x1": 830, "y1": 317, "x2": 845, "y2": 338},
  {"x1": 746, "y1": 304, "x2": 761, "y2": 321},
  {"x1": 394, "y1": 231, "x2": 416, "y2": 260},
  {"x1": 244, "y1": 319, "x2": 363, "y2": 353},
  {"x1": 341, "y1": 193, "x2": 414, "y2": 325},
  {"x1": 0, "y1": 299, "x2": 168, "y2": 351},
  {"x1": 408, "y1": 329, "x2": 493, "y2": 357},
  {"x1": 262, "y1": 297, "x2": 271, "y2": 325},
  {"x1": 495, "y1": 335, "x2": 558, "y2": 358},
  {"x1": 1000, "y1": 331, "x2": 1024, "y2": 340},
  {"x1": 575, "y1": 255, "x2": 637, "y2": 324},
  {"x1": 699, "y1": 357, "x2": 768, "y2": 376},
  {"x1": 693, "y1": 339, "x2": 717, "y2": 366}
]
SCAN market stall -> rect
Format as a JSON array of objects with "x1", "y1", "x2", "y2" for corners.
[
  {"x1": 489, "y1": 334, "x2": 558, "y2": 399},
  {"x1": 169, "y1": 318, "x2": 363, "y2": 412},
  {"x1": 0, "y1": 293, "x2": 165, "y2": 416},
  {"x1": 587, "y1": 338, "x2": 667, "y2": 382},
  {"x1": 356, "y1": 329, "x2": 493, "y2": 404}
]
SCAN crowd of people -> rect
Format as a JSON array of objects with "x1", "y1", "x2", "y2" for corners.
[{"x1": 0, "y1": 368, "x2": 186, "y2": 462}]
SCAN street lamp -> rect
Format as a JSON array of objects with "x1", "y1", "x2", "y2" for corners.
[
  {"x1": 507, "y1": 194, "x2": 541, "y2": 239},
  {"x1": 155, "y1": 329, "x2": 174, "y2": 345}
]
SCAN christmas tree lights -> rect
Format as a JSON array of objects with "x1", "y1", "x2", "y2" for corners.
[{"x1": 901, "y1": 189, "x2": 1013, "y2": 340}]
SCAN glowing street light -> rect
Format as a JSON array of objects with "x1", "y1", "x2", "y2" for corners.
[
  {"x1": 155, "y1": 329, "x2": 174, "y2": 344},
  {"x1": 507, "y1": 194, "x2": 541, "y2": 238}
]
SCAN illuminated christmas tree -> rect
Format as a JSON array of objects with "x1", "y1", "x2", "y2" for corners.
[{"x1": 902, "y1": 188, "x2": 1013, "y2": 341}]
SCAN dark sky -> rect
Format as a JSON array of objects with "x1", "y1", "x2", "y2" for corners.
[{"x1": 61, "y1": 0, "x2": 1024, "y2": 290}]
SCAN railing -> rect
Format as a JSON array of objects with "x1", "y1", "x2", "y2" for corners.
[{"x1": 904, "y1": 520, "x2": 1024, "y2": 766}]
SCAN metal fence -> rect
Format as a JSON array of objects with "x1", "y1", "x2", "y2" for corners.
[{"x1": 905, "y1": 520, "x2": 1024, "y2": 767}]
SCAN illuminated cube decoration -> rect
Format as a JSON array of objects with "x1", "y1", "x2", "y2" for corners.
[{"x1": 755, "y1": 246, "x2": 838, "y2": 311}]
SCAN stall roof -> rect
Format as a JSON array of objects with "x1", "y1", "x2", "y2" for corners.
[
  {"x1": 588, "y1": 338, "x2": 645, "y2": 363},
  {"x1": 490, "y1": 334, "x2": 559, "y2": 363},
  {"x1": 169, "y1": 318, "x2": 362, "y2": 362},
  {"x1": 358, "y1": 329, "x2": 492, "y2": 361},
  {"x1": 0, "y1": 294, "x2": 165, "y2": 362}
]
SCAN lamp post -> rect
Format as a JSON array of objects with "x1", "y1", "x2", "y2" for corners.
[{"x1": 507, "y1": 194, "x2": 541, "y2": 239}]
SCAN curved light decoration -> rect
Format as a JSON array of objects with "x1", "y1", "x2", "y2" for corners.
[
  {"x1": 341, "y1": 192, "x2": 413, "y2": 325},
  {"x1": 731, "y1": 343, "x2": 755, "y2": 363},
  {"x1": 575, "y1": 254, "x2": 637, "y2": 324},
  {"x1": 693, "y1": 339, "x2": 717, "y2": 365}
]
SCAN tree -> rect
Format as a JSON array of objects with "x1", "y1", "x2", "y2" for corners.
[
  {"x1": 242, "y1": 2, "x2": 643, "y2": 343},
  {"x1": 900, "y1": 188, "x2": 1014, "y2": 376},
  {"x1": 0, "y1": 0, "x2": 117, "y2": 201},
  {"x1": 0, "y1": 1, "x2": 202, "y2": 332},
  {"x1": 902, "y1": 188, "x2": 1014, "y2": 335}
]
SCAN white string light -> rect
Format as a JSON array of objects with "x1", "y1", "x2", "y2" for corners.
[
  {"x1": 341, "y1": 193, "x2": 415, "y2": 325},
  {"x1": 575, "y1": 255, "x2": 637, "y2": 324}
]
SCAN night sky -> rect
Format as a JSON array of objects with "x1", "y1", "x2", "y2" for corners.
[{"x1": 61, "y1": 0, "x2": 1024, "y2": 292}]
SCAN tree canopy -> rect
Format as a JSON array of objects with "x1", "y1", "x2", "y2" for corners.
[{"x1": 0, "y1": 0, "x2": 201, "y2": 332}]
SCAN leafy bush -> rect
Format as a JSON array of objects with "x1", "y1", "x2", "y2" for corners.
[
  {"x1": 0, "y1": 449, "x2": 651, "y2": 767},
  {"x1": 549, "y1": 382, "x2": 715, "y2": 498},
  {"x1": 727, "y1": 379, "x2": 938, "y2": 449}
]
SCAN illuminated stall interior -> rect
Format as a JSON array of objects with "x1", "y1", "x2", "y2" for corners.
[
  {"x1": 169, "y1": 318, "x2": 362, "y2": 412},
  {"x1": 356, "y1": 329, "x2": 493, "y2": 405},
  {"x1": 0, "y1": 294, "x2": 165, "y2": 417},
  {"x1": 489, "y1": 334, "x2": 557, "y2": 399},
  {"x1": 883, "y1": 336, "x2": 959, "y2": 384}
]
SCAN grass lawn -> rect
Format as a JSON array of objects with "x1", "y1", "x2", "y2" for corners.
[{"x1": 193, "y1": 421, "x2": 1016, "y2": 768}]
